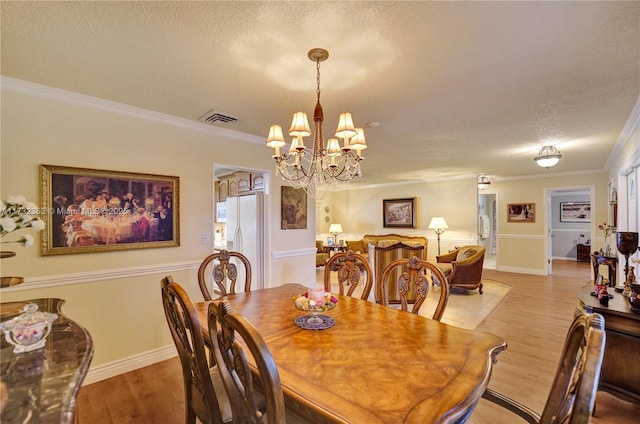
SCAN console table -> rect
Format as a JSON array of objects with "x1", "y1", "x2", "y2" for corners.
[
  {"x1": 0, "y1": 298, "x2": 93, "y2": 423},
  {"x1": 576, "y1": 286, "x2": 640, "y2": 402},
  {"x1": 591, "y1": 253, "x2": 618, "y2": 287}
]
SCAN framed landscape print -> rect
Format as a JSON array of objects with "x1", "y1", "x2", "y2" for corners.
[
  {"x1": 507, "y1": 203, "x2": 535, "y2": 223},
  {"x1": 560, "y1": 201, "x2": 591, "y2": 223},
  {"x1": 39, "y1": 164, "x2": 179, "y2": 255},
  {"x1": 383, "y1": 197, "x2": 417, "y2": 228},
  {"x1": 281, "y1": 186, "x2": 307, "y2": 229}
]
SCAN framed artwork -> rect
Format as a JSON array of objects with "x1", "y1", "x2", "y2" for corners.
[
  {"x1": 383, "y1": 197, "x2": 417, "y2": 228},
  {"x1": 560, "y1": 201, "x2": 591, "y2": 223},
  {"x1": 39, "y1": 164, "x2": 179, "y2": 256},
  {"x1": 281, "y1": 186, "x2": 307, "y2": 229},
  {"x1": 507, "y1": 203, "x2": 535, "y2": 223},
  {"x1": 327, "y1": 237, "x2": 334, "y2": 246}
]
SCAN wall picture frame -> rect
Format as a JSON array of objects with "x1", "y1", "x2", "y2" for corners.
[
  {"x1": 560, "y1": 201, "x2": 591, "y2": 223},
  {"x1": 383, "y1": 197, "x2": 417, "y2": 228},
  {"x1": 281, "y1": 186, "x2": 307, "y2": 230},
  {"x1": 507, "y1": 203, "x2": 535, "y2": 223},
  {"x1": 40, "y1": 164, "x2": 179, "y2": 256}
]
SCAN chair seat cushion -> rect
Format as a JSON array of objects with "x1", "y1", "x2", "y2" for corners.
[{"x1": 436, "y1": 263, "x2": 452, "y2": 276}]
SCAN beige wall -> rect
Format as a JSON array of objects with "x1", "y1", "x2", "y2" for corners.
[
  {"x1": 318, "y1": 173, "x2": 608, "y2": 274},
  {"x1": 0, "y1": 81, "x2": 316, "y2": 373}
]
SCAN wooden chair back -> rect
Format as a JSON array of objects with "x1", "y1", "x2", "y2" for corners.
[
  {"x1": 379, "y1": 256, "x2": 449, "y2": 319},
  {"x1": 208, "y1": 299, "x2": 285, "y2": 424},
  {"x1": 323, "y1": 250, "x2": 373, "y2": 300},
  {"x1": 482, "y1": 312, "x2": 606, "y2": 424},
  {"x1": 160, "y1": 276, "x2": 228, "y2": 424},
  {"x1": 198, "y1": 250, "x2": 252, "y2": 300}
]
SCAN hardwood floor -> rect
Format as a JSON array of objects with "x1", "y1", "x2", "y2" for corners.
[{"x1": 76, "y1": 260, "x2": 639, "y2": 423}]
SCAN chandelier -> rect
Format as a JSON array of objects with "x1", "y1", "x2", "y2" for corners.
[
  {"x1": 265, "y1": 48, "x2": 367, "y2": 199},
  {"x1": 477, "y1": 175, "x2": 491, "y2": 190}
]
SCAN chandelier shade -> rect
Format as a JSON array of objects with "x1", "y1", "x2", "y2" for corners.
[
  {"x1": 266, "y1": 48, "x2": 366, "y2": 199},
  {"x1": 534, "y1": 145, "x2": 562, "y2": 168}
]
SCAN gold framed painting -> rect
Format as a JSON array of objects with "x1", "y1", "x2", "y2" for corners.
[
  {"x1": 39, "y1": 164, "x2": 179, "y2": 255},
  {"x1": 281, "y1": 186, "x2": 307, "y2": 230},
  {"x1": 507, "y1": 203, "x2": 535, "y2": 223}
]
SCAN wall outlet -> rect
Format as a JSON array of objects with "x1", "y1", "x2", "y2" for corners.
[{"x1": 201, "y1": 232, "x2": 211, "y2": 244}]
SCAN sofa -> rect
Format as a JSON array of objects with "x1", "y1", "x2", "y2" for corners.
[
  {"x1": 346, "y1": 234, "x2": 428, "y2": 303},
  {"x1": 346, "y1": 234, "x2": 428, "y2": 257},
  {"x1": 435, "y1": 245, "x2": 486, "y2": 294},
  {"x1": 316, "y1": 240, "x2": 329, "y2": 267}
]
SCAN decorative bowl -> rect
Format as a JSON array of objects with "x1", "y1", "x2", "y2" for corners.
[
  {"x1": 0, "y1": 303, "x2": 57, "y2": 353},
  {"x1": 293, "y1": 289, "x2": 338, "y2": 329}
]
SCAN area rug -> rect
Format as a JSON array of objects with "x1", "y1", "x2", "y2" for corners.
[
  {"x1": 317, "y1": 269, "x2": 511, "y2": 330},
  {"x1": 424, "y1": 278, "x2": 512, "y2": 330}
]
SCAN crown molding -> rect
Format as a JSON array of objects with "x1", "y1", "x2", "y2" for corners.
[{"x1": 0, "y1": 76, "x2": 264, "y2": 144}]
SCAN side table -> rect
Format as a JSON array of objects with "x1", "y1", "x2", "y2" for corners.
[
  {"x1": 1, "y1": 298, "x2": 93, "y2": 423},
  {"x1": 591, "y1": 253, "x2": 617, "y2": 287},
  {"x1": 324, "y1": 245, "x2": 347, "y2": 256},
  {"x1": 577, "y1": 243, "x2": 590, "y2": 262}
]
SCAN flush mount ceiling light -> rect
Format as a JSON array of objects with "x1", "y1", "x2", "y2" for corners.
[
  {"x1": 265, "y1": 48, "x2": 367, "y2": 199},
  {"x1": 534, "y1": 145, "x2": 563, "y2": 168},
  {"x1": 477, "y1": 175, "x2": 491, "y2": 190}
]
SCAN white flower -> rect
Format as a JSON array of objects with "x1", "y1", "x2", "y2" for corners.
[
  {"x1": 30, "y1": 219, "x2": 45, "y2": 231},
  {"x1": 6, "y1": 195, "x2": 26, "y2": 205},
  {"x1": 0, "y1": 195, "x2": 45, "y2": 252},
  {"x1": 0, "y1": 217, "x2": 17, "y2": 233},
  {"x1": 19, "y1": 235, "x2": 34, "y2": 248}
]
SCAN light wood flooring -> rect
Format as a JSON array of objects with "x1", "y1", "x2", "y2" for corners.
[{"x1": 76, "y1": 260, "x2": 640, "y2": 423}]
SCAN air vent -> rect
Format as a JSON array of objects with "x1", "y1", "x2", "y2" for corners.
[{"x1": 198, "y1": 109, "x2": 242, "y2": 126}]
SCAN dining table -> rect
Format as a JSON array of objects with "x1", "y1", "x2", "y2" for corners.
[{"x1": 195, "y1": 283, "x2": 507, "y2": 423}]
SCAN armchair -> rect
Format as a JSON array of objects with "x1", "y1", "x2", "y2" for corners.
[
  {"x1": 316, "y1": 240, "x2": 329, "y2": 267},
  {"x1": 436, "y1": 245, "x2": 486, "y2": 294}
]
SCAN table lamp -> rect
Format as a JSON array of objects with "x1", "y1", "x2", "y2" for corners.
[
  {"x1": 329, "y1": 223, "x2": 343, "y2": 245},
  {"x1": 428, "y1": 217, "x2": 448, "y2": 256}
]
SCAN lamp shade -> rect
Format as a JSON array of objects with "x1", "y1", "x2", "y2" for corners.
[
  {"x1": 534, "y1": 145, "x2": 562, "y2": 168},
  {"x1": 288, "y1": 112, "x2": 311, "y2": 137},
  {"x1": 428, "y1": 217, "x2": 448, "y2": 230},
  {"x1": 329, "y1": 223, "x2": 343, "y2": 234},
  {"x1": 266, "y1": 124, "x2": 286, "y2": 148}
]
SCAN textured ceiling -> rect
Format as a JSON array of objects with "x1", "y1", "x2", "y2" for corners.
[{"x1": 2, "y1": 1, "x2": 639, "y2": 186}]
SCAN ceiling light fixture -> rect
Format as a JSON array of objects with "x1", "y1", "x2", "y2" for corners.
[
  {"x1": 534, "y1": 145, "x2": 563, "y2": 168},
  {"x1": 477, "y1": 175, "x2": 491, "y2": 190},
  {"x1": 266, "y1": 48, "x2": 366, "y2": 199}
]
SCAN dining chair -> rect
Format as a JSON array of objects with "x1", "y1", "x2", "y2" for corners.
[
  {"x1": 208, "y1": 299, "x2": 310, "y2": 424},
  {"x1": 481, "y1": 312, "x2": 606, "y2": 424},
  {"x1": 198, "y1": 250, "x2": 252, "y2": 300},
  {"x1": 379, "y1": 255, "x2": 450, "y2": 319},
  {"x1": 160, "y1": 276, "x2": 232, "y2": 424},
  {"x1": 323, "y1": 250, "x2": 373, "y2": 300}
]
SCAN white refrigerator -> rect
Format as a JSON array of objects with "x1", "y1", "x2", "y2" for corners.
[{"x1": 226, "y1": 193, "x2": 264, "y2": 291}]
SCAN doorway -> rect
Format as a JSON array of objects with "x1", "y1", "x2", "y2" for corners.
[
  {"x1": 213, "y1": 164, "x2": 269, "y2": 291},
  {"x1": 545, "y1": 186, "x2": 595, "y2": 276},
  {"x1": 478, "y1": 192, "x2": 497, "y2": 269}
]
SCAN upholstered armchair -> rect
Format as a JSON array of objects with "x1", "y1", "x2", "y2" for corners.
[
  {"x1": 436, "y1": 245, "x2": 486, "y2": 294},
  {"x1": 316, "y1": 240, "x2": 329, "y2": 267}
]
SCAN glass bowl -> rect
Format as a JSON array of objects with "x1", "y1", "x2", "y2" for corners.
[{"x1": 0, "y1": 303, "x2": 57, "y2": 353}]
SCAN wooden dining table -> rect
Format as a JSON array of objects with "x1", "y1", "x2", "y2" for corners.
[{"x1": 195, "y1": 283, "x2": 507, "y2": 424}]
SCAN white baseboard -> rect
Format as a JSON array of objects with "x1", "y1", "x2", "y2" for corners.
[{"x1": 83, "y1": 344, "x2": 177, "y2": 386}]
